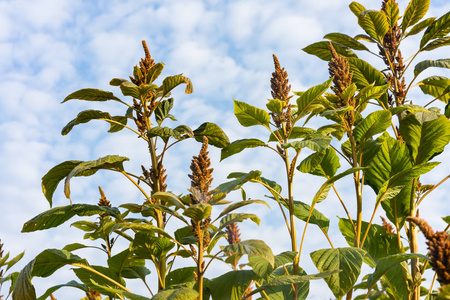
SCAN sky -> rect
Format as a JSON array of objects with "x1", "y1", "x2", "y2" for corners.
[{"x1": 1, "y1": 0, "x2": 450, "y2": 299}]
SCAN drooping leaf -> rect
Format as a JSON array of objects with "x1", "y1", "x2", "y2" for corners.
[
  {"x1": 401, "y1": 0, "x2": 430, "y2": 32},
  {"x1": 218, "y1": 200, "x2": 269, "y2": 218},
  {"x1": 221, "y1": 240, "x2": 274, "y2": 267},
  {"x1": 62, "y1": 88, "x2": 121, "y2": 103},
  {"x1": 353, "y1": 110, "x2": 392, "y2": 145},
  {"x1": 348, "y1": 57, "x2": 387, "y2": 88},
  {"x1": 299, "y1": 147, "x2": 341, "y2": 178},
  {"x1": 160, "y1": 74, "x2": 193, "y2": 98},
  {"x1": 214, "y1": 170, "x2": 262, "y2": 194},
  {"x1": 405, "y1": 17, "x2": 436, "y2": 38},
  {"x1": 310, "y1": 247, "x2": 366, "y2": 299},
  {"x1": 266, "y1": 99, "x2": 284, "y2": 113},
  {"x1": 389, "y1": 104, "x2": 430, "y2": 115},
  {"x1": 73, "y1": 265, "x2": 125, "y2": 296},
  {"x1": 165, "y1": 267, "x2": 197, "y2": 287},
  {"x1": 152, "y1": 287, "x2": 199, "y2": 300},
  {"x1": 218, "y1": 213, "x2": 260, "y2": 231},
  {"x1": 209, "y1": 270, "x2": 255, "y2": 300},
  {"x1": 110, "y1": 78, "x2": 129, "y2": 86},
  {"x1": 131, "y1": 232, "x2": 175, "y2": 262},
  {"x1": 220, "y1": 139, "x2": 267, "y2": 161},
  {"x1": 64, "y1": 155, "x2": 129, "y2": 199},
  {"x1": 120, "y1": 81, "x2": 141, "y2": 99},
  {"x1": 61, "y1": 110, "x2": 127, "y2": 135},
  {"x1": 282, "y1": 136, "x2": 332, "y2": 152},
  {"x1": 414, "y1": 59, "x2": 450, "y2": 77},
  {"x1": 422, "y1": 36, "x2": 450, "y2": 51},
  {"x1": 233, "y1": 100, "x2": 270, "y2": 127},
  {"x1": 182, "y1": 203, "x2": 212, "y2": 222},
  {"x1": 324, "y1": 33, "x2": 369, "y2": 51},
  {"x1": 358, "y1": 10, "x2": 389, "y2": 43},
  {"x1": 112, "y1": 222, "x2": 172, "y2": 239},
  {"x1": 281, "y1": 200, "x2": 330, "y2": 232},
  {"x1": 152, "y1": 192, "x2": 186, "y2": 209},
  {"x1": 420, "y1": 11, "x2": 450, "y2": 49},
  {"x1": 37, "y1": 280, "x2": 89, "y2": 300},
  {"x1": 193, "y1": 122, "x2": 230, "y2": 148},
  {"x1": 418, "y1": 76, "x2": 450, "y2": 103},
  {"x1": 268, "y1": 127, "x2": 316, "y2": 142},
  {"x1": 22, "y1": 204, "x2": 120, "y2": 232},
  {"x1": 302, "y1": 41, "x2": 357, "y2": 61}
]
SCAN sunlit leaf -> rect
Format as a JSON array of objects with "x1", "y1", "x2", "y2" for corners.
[
  {"x1": 358, "y1": 10, "x2": 389, "y2": 43},
  {"x1": 405, "y1": 17, "x2": 436, "y2": 38},
  {"x1": 414, "y1": 59, "x2": 450, "y2": 77},
  {"x1": 384, "y1": 0, "x2": 399, "y2": 29},
  {"x1": 348, "y1": 57, "x2": 387, "y2": 88},
  {"x1": 401, "y1": 0, "x2": 430, "y2": 32},
  {"x1": 182, "y1": 203, "x2": 212, "y2": 222},
  {"x1": 218, "y1": 200, "x2": 269, "y2": 218},
  {"x1": 324, "y1": 33, "x2": 369, "y2": 50},
  {"x1": 302, "y1": 41, "x2": 357, "y2": 61},
  {"x1": 349, "y1": 2, "x2": 366, "y2": 17},
  {"x1": 420, "y1": 11, "x2": 450, "y2": 49},
  {"x1": 152, "y1": 287, "x2": 198, "y2": 300},
  {"x1": 193, "y1": 122, "x2": 230, "y2": 148},
  {"x1": 61, "y1": 110, "x2": 127, "y2": 135},
  {"x1": 62, "y1": 88, "x2": 121, "y2": 103},
  {"x1": 418, "y1": 76, "x2": 450, "y2": 103},
  {"x1": 233, "y1": 100, "x2": 270, "y2": 127},
  {"x1": 422, "y1": 36, "x2": 450, "y2": 51},
  {"x1": 160, "y1": 74, "x2": 193, "y2": 97},
  {"x1": 353, "y1": 110, "x2": 392, "y2": 144},
  {"x1": 220, "y1": 139, "x2": 267, "y2": 161},
  {"x1": 209, "y1": 270, "x2": 255, "y2": 300},
  {"x1": 221, "y1": 240, "x2": 274, "y2": 267}
]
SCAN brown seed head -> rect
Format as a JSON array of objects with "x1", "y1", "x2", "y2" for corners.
[
  {"x1": 408, "y1": 217, "x2": 450, "y2": 285},
  {"x1": 381, "y1": 216, "x2": 395, "y2": 234},
  {"x1": 130, "y1": 40, "x2": 155, "y2": 86},
  {"x1": 328, "y1": 42, "x2": 353, "y2": 101},
  {"x1": 271, "y1": 54, "x2": 291, "y2": 102},
  {"x1": 98, "y1": 186, "x2": 111, "y2": 208},
  {"x1": 188, "y1": 136, "x2": 213, "y2": 204},
  {"x1": 225, "y1": 222, "x2": 242, "y2": 245}
]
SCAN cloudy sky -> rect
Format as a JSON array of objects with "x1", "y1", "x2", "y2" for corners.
[{"x1": 1, "y1": 0, "x2": 450, "y2": 299}]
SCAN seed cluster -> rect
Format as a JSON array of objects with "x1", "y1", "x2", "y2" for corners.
[{"x1": 270, "y1": 54, "x2": 292, "y2": 129}]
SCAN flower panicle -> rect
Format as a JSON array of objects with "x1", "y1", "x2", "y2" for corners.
[
  {"x1": 270, "y1": 54, "x2": 292, "y2": 129},
  {"x1": 130, "y1": 40, "x2": 155, "y2": 86},
  {"x1": 188, "y1": 136, "x2": 213, "y2": 204},
  {"x1": 328, "y1": 42, "x2": 353, "y2": 101}
]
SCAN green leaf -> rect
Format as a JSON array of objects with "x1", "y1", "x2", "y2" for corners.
[
  {"x1": 6, "y1": 252, "x2": 25, "y2": 272},
  {"x1": 120, "y1": 81, "x2": 141, "y2": 98},
  {"x1": 165, "y1": 267, "x2": 196, "y2": 287},
  {"x1": 152, "y1": 287, "x2": 198, "y2": 300},
  {"x1": 405, "y1": 17, "x2": 436, "y2": 38},
  {"x1": 422, "y1": 36, "x2": 450, "y2": 51},
  {"x1": 146, "y1": 62, "x2": 164, "y2": 84},
  {"x1": 63, "y1": 155, "x2": 129, "y2": 200},
  {"x1": 389, "y1": 104, "x2": 429, "y2": 115},
  {"x1": 281, "y1": 200, "x2": 330, "y2": 232},
  {"x1": 400, "y1": 114, "x2": 450, "y2": 164},
  {"x1": 214, "y1": 170, "x2": 262, "y2": 194},
  {"x1": 218, "y1": 213, "x2": 260, "y2": 231},
  {"x1": 160, "y1": 74, "x2": 193, "y2": 98},
  {"x1": 401, "y1": 0, "x2": 430, "y2": 32},
  {"x1": 37, "y1": 281, "x2": 89, "y2": 300},
  {"x1": 384, "y1": 0, "x2": 399, "y2": 29},
  {"x1": 62, "y1": 88, "x2": 121, "y2": 103},
  {"x1": 420, "y1": 11, "x2": 450, "y2": 49},
  {"x1": 110, "y1": 78, "x2": 128, "y2": 86},
  {"x1": 22, "y1": 204, "x2": 119, "y2": 232},
  {"x1": 155, "y1": 98, "x2": 174, "y2": 126},
  {"x1": 282, "y1": 136, "x2": 332, "y2": 152},
  {"x1": 220, "y1": 139, "x2": 267, "y2": 161},
  {"x1": 349, "y1": 2, "x2": 366, "y2": 17},
  {"x1": 249, "y1": 252, "x2": 299, "y2": 281},
  {"x1": 182, "y1": 203, "x2": 212, "y2": 222},
  {"x1": 348, "y1": 57, "x2": 387, "y2": 88},
  {"x1": 302, "y1": 41, "x2": 357, "y2": 61},
  {"x1": 62, "y1": 243, "x2": 89, "y2": 252},
  {"x1": 414, "y1": 59, "x2": 450, "y2": 77},
  {"x1": 419, "y1": 76, "x2": 450, "y2": 103},
  {"x1": 353, "y1": 110, "x2": 392, "y2": 144},
  {"x1": 113, "y1": 222, "x2": 172, "y2": 239},
  {"x1": 209, "y1": 270, "x2": 255, "y2": 300},
  {"x1": 367, "y1": 253, "x2": 429, "y2": 292},
  {"x1": 233, "y1": 100, "x2": 270, "y2": 127},
  {"x1": 218, "y1": 200, "x2": 269, "y2": 218},
  {"x1": 261, "y1": 264, "x2": 310, "y2": 300},
  {"x1": 324, "y1": 33, "x2": 369, "y2": 51},
  {"x1": 61, "y1": 110, "x2": 127, "y2": 135},
  {"x1": 152, "y1": 192, "x2": 186, "y2": 209},
  {"x1": 299, "y1": 148, "x2": 341, "y2": 178},
  {"x1": 358, "y1": 10, "x2": 389, "y2": 43},
  {"x1": 355, "y1": 83, "x2": 389, "y2": 107},
  {"x1": 132, "y1": 232, "x2": 175, "y2": 262},
  {"x1": 269, "y1": 127, "x2": 316, "y2": 142},
  {"x1": 73, "y1": 265, "x2": 124, "y2": 296},
  {"x1": 221, "y1": 240, "x2": 274, "y2": 267},
  {"x1": 193, "y1": 122, "x2": 230, "y2": 148},
  {"x1": 266, "y1": 99, "x2": 284, "y2": 113},
  {"x1": 310, "y1": 247, "x2": 366, "y2": 299}
]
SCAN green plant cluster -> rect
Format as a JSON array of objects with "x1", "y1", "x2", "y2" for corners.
[{"x1": 5, "y1": 0, "x2": 450, "y2": 299}]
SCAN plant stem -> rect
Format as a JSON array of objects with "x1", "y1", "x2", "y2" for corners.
[
  {"x1": 409, "y1": 178, "x2": 420, "y2": 300},
  {"x1": 197, "y1": 226, "x2": 204, "y2": 299}
]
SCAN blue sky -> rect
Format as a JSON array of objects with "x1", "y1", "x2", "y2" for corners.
[{"x1": 1, "y1": 0, "x2": 450, "y2": 299}]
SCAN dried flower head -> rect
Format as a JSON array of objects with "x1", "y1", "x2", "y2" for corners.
[
  {"x1": 271, "y1": 54, "x2": 291, "y2": 102},
  {"x1": 328, "y1": 42, "x2": 353, "y2": 102},
  {"x1": 407, "y1": 217, "x2": 450, "y2": 285},
  {"x1": 226, "y1": 222, "x2": 242, "y2": 245},
  {"x1": 98, "y1": 186, "x2": 111, "y2": 208},
  {"x1": 188, "y1": 136, "x2": 213, "y2": 204},
  {"x1": 130, "y1": 40, "x2": 155, "y2": 86},
  {"x1": 381, "y1": 216, "x2": 395, "y2": 234}
]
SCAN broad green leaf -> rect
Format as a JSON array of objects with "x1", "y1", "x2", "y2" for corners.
[
  {"x1": 389, "y1": 104, "x2": 429, "y2": 115},
  {"x1": 348, "y1": 57, "x2": 387, "y2": 88},
  {"x1": 62, "y1": 243, "x2": 89, "y2": 252},
  {"x1": 302, "y1": 41, "x2": 357, "y2": 61},
  {"x1": 107, "y1": 249, "x2": 134, "y2": 275},
  {"x1": 233, "y1": 100, "x2": 270, "y2": 127},
  {"x1": 12, "y1": 260, "x2": 35, "y2": 300},
  {"x1": 401, "y1": 0, "x2": 430, "y2": 32},
  {"x1": 161, "y1": 74, "x2": 193, "y2": 98},
  {"x1": 384, "y1": 0, "x2": 399, "y2": 29},
  {"x1": 146, "y1": 62, "x2": 164, "y2": 84},
  {"x1": 349, "y1": 2, "x2": 366, "y2": 17},
  {"x1": 138, "y1": 84, "x2": 158, "y2": 98},
  {"x1": 120, "y1": 81, "x2": 140, "y2": 98},
  {"x1": 419, "y1": 76, "x2": 450, "y2": 103},
  {"x1": 358, "y1": 10, "x2": 389, "y2": 43},
  {"x1": 214, "y1": 170, "x2": 262, "y2": 194},
  {"x1": 147, "y1": 126, "x2": 175, "y2": 142},
  {"x1": 110, "y1": 78, "x2": 128, "y2": 86},
  {"x1": 353, "y1": 110, "x2": 392, "y2": 144},
  {"x1": 299, "y1": 147, "x2": 341, "y2": 178},
  {"x1": 209, "y1": 270, "x2": 255, "y2": 300},
  {"x1": 155, "y1": 98, "x2": 174, "y2": 126},
  {"x1": 152, "y1": 191, "x2": 186, "y2": 209},
  {"x1": 354, "y1": 34, "x2": 377, "y2": 43},
  {"x1": 37, "y1": 280, "x2": 89, "y2": 300},
  {"x1": 220, "y1": 139, "x2": 267, "y2": 161},
  {"x1": 22, "y1": 204, "x2": 120, "y2": 232},
  {"x1": 193, "y1": 122, "x2": 229, "y2": 148},
  {"x1": 400, "y1": 114, "x2": 450, "y2": 164},
  {"x1": 282, "y1": 136, "x2": 332, "y2": 152},
  {"x1": 73, "y1": 265, "x2": 125, "y2": 296},
  {"x1": 165, "y1": 267, "x2": 196, "y2": 287},
  {"x1": 218, "y1": 213, "x2": 260, "y2": 231},
  {"x1": 355, "y1": 83, "x2": 389, "y2": 108},
  {"x1": 414, "y1": 59, "x2": 450, "y2": 77},
  {"x1": 182, "y1": 203, "x2": 212, "y2": 222},
  {"x1": 152, "y1": 287, "x2": 198, "y2": 300},
  {"x1": 121, "y1": 266, "x2": 151, "y2": 280},
  {"x1": 6, "y1": 251, "x2": 25, "y2": 272},
  {"x1": 420, "y1": 11, "x2": 450, "y2": 49},
  {"x1": 64, "y1": 155, "x2": 129, "y2": 199},
  {"x1": 218, "y1": 200, "x2": 269, "y2": 218},
  {"x1": 113, "y1": 222, "x2": 172, "y2": 239},
  {"x1": 268, "y1": 127, "x2": 316, "y2": 142},
  {"x1": 310, "y1": 247, "x2": 366, "y2": 299},
  {"x1": 132, "y1": 232, "x2": 175, "y2": 262},
  {"x1": 312, "y1": 167, "x2": 365, "y2": 205},
  {"x1": 367, "y1": 253, "x2": 429, "y2": 292},
  {"x1": 405, "y1": 17, "x2": 436, "y2": 38},
  {"x1": 221, "y1": 240, "x2": 274, "y2": 267},
  {"x1": 281, "y1": 200, "x2": 330, "y2": 232},
  {"x1": 422, "y1": 36, "x2": 450, "y2": 51},
  {"x1": 62, "y1": 88, "x2": 121, "y2": 103},
  {"x1": 266, "y1": 99, "x2": 283, "y2": 112},
  {"x1": 324, "y1": 33, "x2": 369, "y2": 51},
  {"x1": 61, "y1": 110, "x2": 127, "y2": 135}
]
